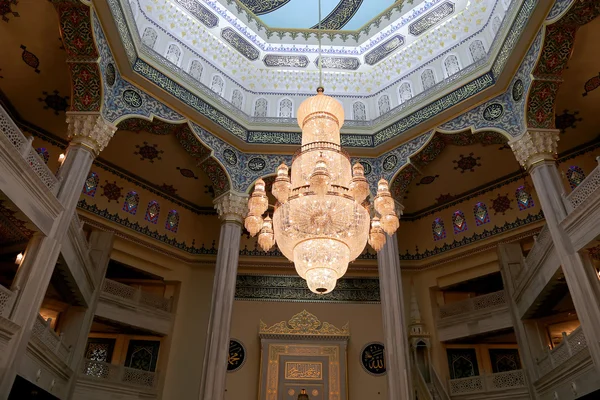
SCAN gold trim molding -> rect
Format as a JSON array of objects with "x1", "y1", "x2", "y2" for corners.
[{"x1": 259, "y1": 310, "x2": 349, "y2": 338}]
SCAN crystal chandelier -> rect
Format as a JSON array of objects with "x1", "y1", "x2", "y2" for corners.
[{"x1": 245, "y1": 88, "x2": 400, "y2": 294}]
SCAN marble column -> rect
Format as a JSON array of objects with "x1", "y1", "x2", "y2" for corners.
[
  {"x1": 0, "y1": 113, "x2": 116, "y2": 397},
  {"x1": 377, "y1": 229, "x2": 411, "y2": 400},
  {"x1": 199, "y1": 192, "x2": 247, "y2": 400},
  {"x1": 510, "y1": 129, "x2": 600, "y2": 369}
]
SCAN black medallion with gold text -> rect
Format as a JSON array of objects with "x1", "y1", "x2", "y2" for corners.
[
  {"x1": 227, "y1": 339, "x2": 246, "y2": 372},
  {"x1": 360, "y1": 342, "x2": 386, "y2": 375}
]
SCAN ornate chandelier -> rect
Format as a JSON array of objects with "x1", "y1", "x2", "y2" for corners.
[{"x1": 244, "y1": 88, "x2": 400, "y2": 294}]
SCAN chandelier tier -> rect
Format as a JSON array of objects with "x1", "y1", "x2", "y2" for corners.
[{"x1": 245, "y1": 88, "x2": 400, "y2": 294}]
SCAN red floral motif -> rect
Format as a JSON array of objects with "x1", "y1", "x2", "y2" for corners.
[
  {"x1": 100, "y1": 181, "x2": 123, "y2": 203},
  {"x1": 490, "y1": 193, "x2": 512, "y2": 215}
]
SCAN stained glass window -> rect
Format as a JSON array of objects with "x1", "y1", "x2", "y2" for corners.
[
  {"x1": 566, "y1": 166, "x2": 586, "y2": 189},
  {"x1": 516, "y1": 186, "x2": 534, "y2": 210},
  {"x1": 279, "y1": 98, "x2": 293, "y2": 118},
  {"x1": 492, "y1": 16, "x2": 502, "y2": 34},
  {"x1": 421, "y1": 69, "x2": 436, "y2": 91},
  {"x1": 232, "y1": 89, "x2": 244, "y2": 110},
  {"x1": 189, "y1": 60, "x2": 203, "y2": 81},
  {"x1": 473, "y1": 202, "x2": 490, "y2": 226},
  {"x1": 210, "y1": 75, "x2": 224, "y2": 96},
  {"x1": 489, "y1": 349, "x2": 521, "y2": 373},
  {"x1": 447, "y1": 349, "x2": 479, "y2": 379},
  {"x1": 83, "y1": 172, "x2": 99, "y2": 197},
  {"x1": 145, "y1": 200, "x2": 160, "y2": 224},
  {"x1": 432, "y1": 218, "x2": 446, "y2": 241},
  {"x1": 353, "y1": 101, "x2": 367, "y2": 121},
  {"x1": 452, "y1": 210, "x2": 468, "y2": 234},
  {"x1": 399, "y1": 82, "x2": 413, "y2": 104},
  {"x1": 123, "y1": 191, "x2": 139, "y2": 215},
  {"x1": 165, "y1": 44, "x2": 182, "y2": 65},
  {"x1": 444, "y1": 55, "x2": 461, "y2": 76},
  {"x1": 141, "y1": 27, "x2": 158, "y2": 49},
  {"x1": 469, "y1": 40, "x2": 486, "y2": 62},
  {"x1": 125, "y1": 340, "x2": 161, "y2": 372},
  {"x1": 165, "y1": 210, "x2": 179, "y2": 233},
  {"x1": 254, "y1": 98, "x2": 268, "y2": 117},
  {"x1": 378, "y1": 95, "x2": 390, "y2": 116},
  {"x1": 36, "y1": 147, "x2": 49, "y2": 164}
]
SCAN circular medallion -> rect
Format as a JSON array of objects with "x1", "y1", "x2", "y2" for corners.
[
  {"x1": 227, "y1": 339, "x2": 246, "y2": 372},
  {"x1": 361, "y1": 342, "x2": 386, "y2": 376},
  {"x1": 106, "y1": 63, "x2": 116, "y2": 87},
  {"x1": 382, "y1": 155, "x2": 398, "y2": 171},
  {"x1": 122, "y1": 89, "x2": 143, "y2": 108},
  {"x1": 482, "y1": 103, "x2": 504, "y2": 121},
  {"x1": 248, "y1": 157, "x2": 266, "y2": 171},
  {"x1": 359, "y1": 161, "x2": 372, "y2": 176},
  {"x1": 223, "y1": 149, "x2": 238, "y2": 166},
  {"x1": 512, "y1": 79, "x2": 524, "y2": 102},
  {"x1": 312, "y1": 390, "x2": 319, "y2": 396}
]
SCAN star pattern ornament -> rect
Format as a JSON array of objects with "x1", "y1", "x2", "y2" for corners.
[
  {"x1": 1, "y1": 0, "x2": 19, "y2": 22},
  {"x1": 38, "y1": 90, "x2": 69, "y2": 115},
  {"x1": 134, "y1": 142, "x2": 163, "y2": 163},
  {"x1": 490, "y1": 193, "x2": 512, "y2": 215},
  {"x1": 436, "y1": 193, "x2": 455, "y2": 205},
  {"x1": 100, "y1": 180, "x2": 123, "y2": 203},
  {"x1": 158, "y1": 183, "x2": 178, "y2": 196},
  {"x1": 453, "y1": 153, "x2": 482, "y2": 173},
  {"x1": 555, "y1": 109, "x2": 582, "y2": 134}
]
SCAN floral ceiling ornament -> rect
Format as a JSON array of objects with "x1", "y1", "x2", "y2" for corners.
[
  {"x1": 259, "y1": 310, "x2": 349, "y2": 337},
  {"x1": 245, "y1": 89, "x2": 400, "y2": 294}
]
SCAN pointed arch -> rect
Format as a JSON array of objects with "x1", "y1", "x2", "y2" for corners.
[
  {"x1": 421, "y1": 69, "x2": 436, "y2": 91},
  {"x1": 399, "y1": 82, "x2": 413, "y2": 104},
  {"x1": 145, "y1": 200, "x2": 160, "y2": 224},
  {"x1": 83, "y1": 172, "x2": 99, "y2": 197},
  {"x1": 378, "y1": 94, "x2": 391, "y2": 116},
  {"x1": 473, "y1": 202, "x2": 490, "y2": 226},
  {"x1": 566, "y1": 166, "x2": 585, "y2": 189},
  {"x1": 231, "y1": 89, "x2": 244, "y2": 110},
  {"x1": 353, "y1": 101, "x2": 367, "y2": 121},
  {"x1": 254, "y1": 98, "x2": 268, "y2": 117},
  {"x1": 492, "y1": 16, "x2": 502, "y2": 34},
  {"x1": 141, "y1": 27, "x2": 158, "y2": 49},
  {"x1": 469, "y1": 40, "x2": 486, "y2": 62},
  {"x1": 123, "y1": 191, "x2": 140, "y2": 215},
  {"x1": 516, "y1": 186, "x2": 534, "y2": 210},
  {"x1": 165, "y1": 210, "x2": 180, "y2": 233},
  {"x1": 210, "y1": 75, "x2": 225, "y2": 96},
  {"x1": 188, "y1": 60, "x2": 203, "y2": 81},
  {"x1": 278, "y1": 98, "x2": 293, "y2": 118},
  {"x1": 443, "y1": 54, "x2": 461, "y2": 77},
  {"x1": 432, "y1": 218, "x2": 446, "y2": 241},
  {"x1": 165, "y1": 43, "x2": 182, "y2": 66},
  {"x1": 452, "y1": 210, "x2": 468, "y2": 234}
]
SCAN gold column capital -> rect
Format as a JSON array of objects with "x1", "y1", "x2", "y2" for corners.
[
  {"x1": 213, "y1": 191, "x2": 248, "y2": 223},
  {"x1": 509, "y1": 129, "x2": 560, "y2": 170},
  {"x1": 66, "y1": 112, "x2": 117, "y2": 157}
]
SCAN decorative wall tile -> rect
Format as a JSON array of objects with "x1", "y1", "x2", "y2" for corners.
[
  {"x1": 263, "y1": 55, "x2": 309, "y2": 68},
  {"x1": 409, "y1": 1, "x2": 455, "y2": 36},
  {"x1": 221, "y1": 28, "x2": 260, "y2": 61},
  {"x1": 173, "y1": 0, "x2": 218, "y2": 28},
  {"x1": 364, "y1": 35, "x2": 405, "y2": 66},
  {"x1": 453, "y1": 153, "x2": 481, "y2": 173},
  {"x1": 315, "y1": 56, "x2": 360, "y2": 71},
  {"x1": 309, "y1": 0, "x2": 363, "y2": 30}
]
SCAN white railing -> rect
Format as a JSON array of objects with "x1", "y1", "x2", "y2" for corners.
[
  {"x1": 0, "y1": 104, "x2": 59, "y2": 192},
  {"x1": 31, "y1": 314, "x2": 71, "y2": 364},
  {"x1": 565, "y1": 157, "x2": 600, "y2": 212},
  {"x1": 439, "y1": 290, "x2": 507, "y2": 319},
  {"x1": 537, "y1": 325, "x2": 587, "y2": 376},
  {"x1": 102, "y1": 279, "x2": 172, "y2": 312},
  {"x1": 80, "y1": 359, "x2": 158, "y2": 389},
  {"x1": 524, "y1": 225, "x2": 552, "y2": 271},
  {"x1": 432, "y1": 367, "x2": 451, "y2": 400},
  {"x1": 0, "y1": 284, "x2": 17, "y2": 318},
  {"x1": 449, "y1": 370, "x2": 526, "y2": 395},
  {"x1": 413, "y1": 367, "x2": 433, "y2": 400}
]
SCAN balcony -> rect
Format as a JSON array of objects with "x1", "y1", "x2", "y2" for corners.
[
  {"x1": 0, "y1": 103, "x2": 62, "y2": 236},
  {"x1": 95, "y1": 279, "x2": 174, "y2": 335},
  {"x1": 0, "y1": 284, "x2": 20, "y2": 366},
  {"x1": 74, "y1": 359, "x2": 157, "y2": 399},
  {"x1": 448, "y1": 370, "x2": 528, "y2": 399},
  {"x1": 437, "y1": 291, "x2": 512, "y2": 342},
  {"x1": 536, "y1": 326, "x2": 588, "y2": 377},
  {"x1": 562, "y1": 157, "x2": 600, "y2": 252}
]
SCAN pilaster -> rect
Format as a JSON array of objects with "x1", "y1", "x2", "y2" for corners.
[
  {"x1": 508, "y1": 129, "x2": 560, "y2": 170},
  {"x1": 65, "y1": 112, "x2": 117, "y2": 157},
  {"x1": 213, "y1": 191, "x2": 248, "y2": 224}
]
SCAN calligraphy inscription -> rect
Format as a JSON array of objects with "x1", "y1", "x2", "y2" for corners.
[
  {"x1": 227, "y1": 339, "x2": 246, "y2": 372},
  {"x1": 361, "y1": 342, "x2": 386, "y2": 375},
  {"x1": 285, "y1": 362, "x2": 323, "y2": 380}
]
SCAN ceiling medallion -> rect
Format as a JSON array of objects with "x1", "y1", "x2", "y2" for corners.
[
  {"x1": 482, "y1": 103, "x2": 504, "y2": 121},
  {"x1": 245, "y1": 89, "x2": 400, "y2": 294}
]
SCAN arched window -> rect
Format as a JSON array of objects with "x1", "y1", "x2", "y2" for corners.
[
  {"x1": 254, "y1": 98, "x2": 268, "y2": 117},
  {"x1": 444, "y1": 55, "x2": 461, "y2": 77},
  {"x1": 145, "y1": 200, "x2": 160, "y2": 224},
  {"x1": 399, "y1": 82, "x2": 413, "y2": 104},
  {"x1": 492, "y1": 16, "x2": 502, "y2": 34},
  {"x1": 278, "y1": 98, "x2": 293, "y2": 118},
  {"x1": 432, "y1": 218, "x2": 446, "y2": 241},
  {"x1": 83, "y1": 172, "x2": 99, "y2": 197},
  {"x1": 469, "y1": 40, "x2": 486, "y2": 62},
  {"x1": 353, "y1": 101, "x2": 367, "y2": 121},
  {"x1": 130, "y1": 0, "x2": 138, "y2": 19},
  {"x1": 123, "y1": 191, "x2": 139, "y2": 215},
  {"x1": 566, "y1": 166, "x2": 586, "y2": 189},
  {"x1": 452, "y1": 211, "x2": 468, "y2": 234},
  {"x1": 231, "y1": 89, "x2": 244, "y2": 110},
  {"x1": 165, "y1": 44, "x2": 181, "y2": 66},
  {"x1": 210, "y1": 75, "x2": 224, "y2": 96},
  {"x1": 36, "y1": 148, "x2": 49, "y2": 164},
  {"x1": 165, "y1": 210, "x2": 179, "y2": 233},
  {"x1": 378, "y1": 95, "x2": 390, "y2": 116},
  {"x1": 141, "y1": 27, "x2": 158, "y2": 49},
  {"x1": 421, "y1": 69, "x2": 436, "y2": 91},
  {"x1": 516, "y1": 186, "x2": 534, "y2": 210},
  {"x1": 473, "y1": 202, "x2": 490, "y2": 226},
  {"x1": 189, "y1": 60, "x2": 203, "y2": 81}
]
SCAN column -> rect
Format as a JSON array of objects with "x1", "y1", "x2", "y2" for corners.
[
  {"x1": 510, "y1": 129, "x2": 600, "y2": 368},
  {"x1": 377, "y1": 231, "x2": 411, "y2": 400},
  {"x1": 0, "y1": 113, "x2": 116, "y2": 397},
  {"x1": 199, "y1": 192, "x2": 247, "y2": 400}
]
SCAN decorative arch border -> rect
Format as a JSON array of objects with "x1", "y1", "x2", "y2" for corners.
[{"x1": 525, "y1": 0, "x2": 600, "y2": 129}]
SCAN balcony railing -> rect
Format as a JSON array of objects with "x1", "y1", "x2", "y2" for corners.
[
  {"x1": 0, "y1": 104, "x2": 59, "y2": 192},
  {"x1": 565, "y1": 157, "x2": 600, "y2": 212},
  {"x1": 537, "y1": 325, "x2": 587, "y2": 376},
  {"x1": 80, "y1": 359, "x2": 158, "y2": 389},
  {"x1": 0, "y1": 284, "x2": 17, "y2": 318},
  {"x1": 102, "y1": 279, "x2": 172, "y2": 312},
  {"x1": 449, "y1": 370, "x2": 527, "y2": 395},
  {"x1": 439, "y1": 290, "x2": 507, "y2": 319},
  {"x1": 31, "y1": 314, "x2": 71, "y2": 364}
]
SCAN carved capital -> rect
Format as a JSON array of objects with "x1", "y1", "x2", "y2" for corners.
[
  {"x1": 66, "y1": 112, "x2": 117, "y2": 156},
  {"x1": 214, "y1": 191, "x2": 248, "y2": 223},
  {"x1": 509, "y1": 129, "x2": 560, "y2": 170}
]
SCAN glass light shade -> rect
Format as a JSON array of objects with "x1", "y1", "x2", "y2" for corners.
[
  {"x1": 244, "y1": 214, "x2": 263, "y2": 237},
  {"x1": 368, "y1": 217, "x2": 386, "y2": 252},
  {"x1": 258, "y1": 216, "x2": 275, "y2": 251},
  {"x1": 272, "y1": 163, "x2": 291, "y2": 203},
  {"x1": 350, "y1": 163, "x2": 369, "y2": 203},
  {"x1": 293, "y1": 238, "x2": 349, "y2": 293},
  {"x1": 381, "y1": 213, "x2": 400, "y2": 236}
]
